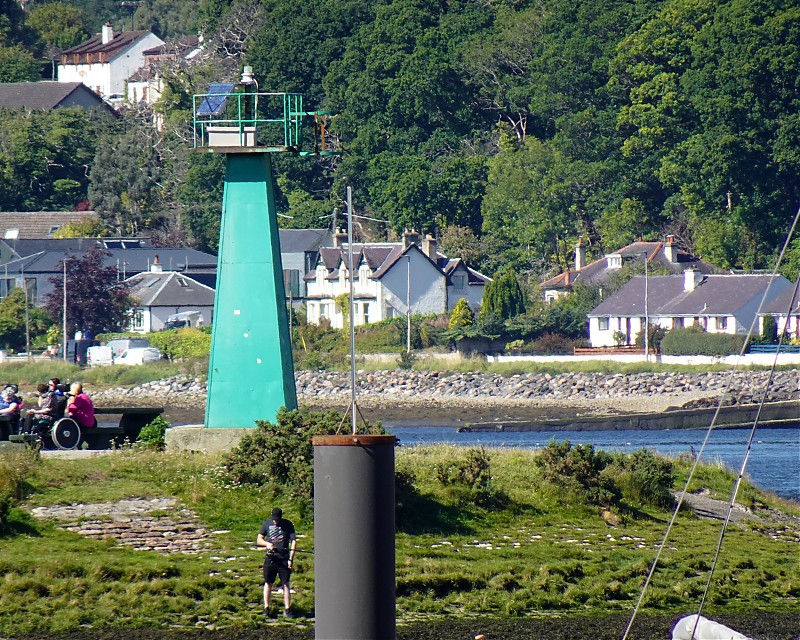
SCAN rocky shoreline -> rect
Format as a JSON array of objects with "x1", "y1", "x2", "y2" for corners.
[{"x1": 89, "y1": 368, "x2": 800, "y2": 417}]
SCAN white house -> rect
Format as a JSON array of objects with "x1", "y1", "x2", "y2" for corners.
[
  {"x1": 304, "y1": 229, "x2": 490, "y2": 329},
  {"x1": 126, "y1": 36, "x2": 202, "y2": 107},
  {"x1": 759, "y1": 284, "x2": 800, "y2": 339},
  {"x1": 588, "y1": 269, "x2": 792, "y2": 347},
  {"x1": 57, "y1": 24, "x2": 163, "y2": 100},
  {"x1": 124, "y1": 260, "x2": 215, "y2": 333},
  {"x1": 541, "y1": 236, "x2": 720, "y2": 303}
]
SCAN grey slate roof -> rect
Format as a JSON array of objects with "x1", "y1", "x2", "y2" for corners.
[
  {"x1": 589, "y1": 274, "x2": 792, "y2": 317},
  {"x1": 307, "y1": 242, "x2": 491, "y2": 285},
  {"x1": 542, "y1": 240, "x2": 720, "y2": 291},
  {"x1": 760, "y1": 284, "x2": 800, "y2": 315},
  {"x1": 0, "y1": 82, "x2": 108, "y2": 111},
  {"x1": 279, "y1": 229, "x2": 331, "y2": 254},
  {"x1": 125, "y1": 270, "x2": 215, "y2": 307}
]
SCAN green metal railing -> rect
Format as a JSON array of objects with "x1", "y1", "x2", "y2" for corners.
[{"x1": 192, "y1": 91, "x2": 304, "y2": 151}]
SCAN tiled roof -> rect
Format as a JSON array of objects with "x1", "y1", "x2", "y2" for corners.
[
  {"x1": 0, "y1": 211, "x2": 98, "y2": 239},
  {"x1": 542, "y1": 241, "x2": 720, "y2": 290},
  {"x1": 0, "y1": 82, "x2": 103, "y2": 110},
  {"x1": 125, "y1": 270, "x2": 215, "y2": 307},
  {"x1": 142, "y1": 36, "x2": 200, "y2": 57},
  {"x1": 62, "y1": 30, "x2": 150, "y2": 58},
  {"x1": 589, "y1": 274, "x2": 792, "y2": 317}
]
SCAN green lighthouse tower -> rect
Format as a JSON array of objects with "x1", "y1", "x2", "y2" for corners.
[{"x1": 193, "y1": 72, "x2": 333, "y2": 429}]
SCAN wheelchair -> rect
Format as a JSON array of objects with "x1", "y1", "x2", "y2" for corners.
[{"x1": 26, "y1": 416, "x2": 82, "y2": 450}]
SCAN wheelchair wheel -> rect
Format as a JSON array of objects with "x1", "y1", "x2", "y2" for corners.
[{"x1": 51, "y1": 418, "x2": 81, "y2": 450}]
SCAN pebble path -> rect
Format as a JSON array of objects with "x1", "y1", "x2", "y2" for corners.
[{"x1": 29, "y1": 497, "x2": 220, "y2": 554}]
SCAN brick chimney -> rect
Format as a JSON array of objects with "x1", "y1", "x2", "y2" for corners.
[
  {"x1": 402, "y1": 228, "x2": 420, "y2": 250},
  {"x1": 575, "y1": 238, "x2": 586, "y2": 271},
  {"x1": 422, "y1": 234, "x2": 437, "y2": 259},
  {"x1": 332, "y1": 227, "x2": 347, "y2": 248},
  {"x1": 665, "y1": 235, "x2": 677, "y2": 263},
  {"x1": 684, "y1": 267, "x2": 702, "y2": 291},
  {"x1": 102, "y1": 22, "x2": 114, "y2": 45}
]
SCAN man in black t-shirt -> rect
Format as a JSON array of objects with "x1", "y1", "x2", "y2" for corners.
[{"x1": 257, "y1": 507, "x2": 297, "y2": 618}]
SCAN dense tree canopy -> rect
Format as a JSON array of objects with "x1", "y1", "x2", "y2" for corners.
[{"x1": 4, "y1": 0, "x2": 800, "y2": 282}]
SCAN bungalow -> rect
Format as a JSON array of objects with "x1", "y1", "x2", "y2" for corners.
[
  {"x1": 0, "y1": 82, "x2": 113, "y2": 113},
  {"x1": 542, "y1": 236, "x2": 719, "y2": 303},
  {"x1": 588, "y1": 269, "x2": 792, "y2": 347},
  {"x1": 304, "y1": 229, "x2": 490, "y2": 329},
  {"x1": 759, "y1": 284, "x2": 800, "y2": 340},
  {"x1": 124, "y1": 260, "x2": 215, "y2": 333}
]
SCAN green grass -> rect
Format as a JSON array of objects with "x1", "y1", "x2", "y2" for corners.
[
  {"x1": 0, "y1": 360, "x2": 187, "y2": 391},
  {"x1": 0, "y1": 447, "x2": 797, "y2": 634}
]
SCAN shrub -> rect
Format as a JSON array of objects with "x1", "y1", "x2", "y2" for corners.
[
  {"x1": 529, "y1": 332, "x2": 573, "y2": 355},
  {"x1": 606, "y1": 449, "x2": 675, "y2": 508},
  {"x1": 536, "y1": 441, "x2": 617, "y2": 506},
  {"x1": 136, "y1": 416, "x2": 170, "y2": 451},
  {"x1": 761, "y1": 315, "x2": 778, "y2": 342},
  {"x1": 397, "y1": 350, "x2": 416, "y2": 370},
  {"x1": 147, "y1": 328, "x2": 211, "y2": 360},
  {"x1": 223, "y1": 407, "x2": 384, "y2": 499},
  {"x1": 661, "y1": 327, "x2": 747, "y2": 356},
  {"x1": 0, "y1": 449, "x2": 38, "y2": 534},
  {"x1": 433, "y1": 447, "x2": 501, "y2": 507}
]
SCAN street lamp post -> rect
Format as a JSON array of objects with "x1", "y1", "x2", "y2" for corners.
[
  {"x1": 643, "y1": 251, "x2": 649, "y2": 362},
  {"x1": 406, "y1": 255, "x2": 411, "y2": 353}
]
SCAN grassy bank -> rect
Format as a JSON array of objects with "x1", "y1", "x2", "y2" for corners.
[{"x1": 0, "y1": 445, "x2": 797, "y2": 635}]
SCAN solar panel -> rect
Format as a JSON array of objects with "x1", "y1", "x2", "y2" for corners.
[{"x1": 197, "y1": 83, "x2": 235, "y2": 116}]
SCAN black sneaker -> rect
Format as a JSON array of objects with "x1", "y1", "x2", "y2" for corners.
[
  {"x1": 283, "y1": 609, "x2": 293, "y2": 619},
  {"x1": 263, "y1": 608, "x2": 276, "y2": 618}
]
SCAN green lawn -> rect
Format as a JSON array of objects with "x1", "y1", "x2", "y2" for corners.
[{"x1": 0, "y1": 446, "x2": 797, "y2": 635}]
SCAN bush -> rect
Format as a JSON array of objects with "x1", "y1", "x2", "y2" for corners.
[
  {"x1": 661, "y1": 327, "x2": 747, "y2": 356},
  {"x1": 223, "y1": 407, "x2": 384, "y2": 499},
  {"x1": 529, "y1": 333, "x2": 573, "y2": 355},
  {"x1": 147, "y1": 328, "x2": 211, "y2": 360},
  {"x1": 135, "y1": 416, "x2": 170, "y2": 450},
  {"x1": 433, "y1": 447, "x2": 501, "y2": 507},
  {"x1": 761, "y1": 315, "x2": 778, "y2": 342},
  {"x1": 397, "y1": 350, "x2": 416, "y2": 370},
  {"x1": 0, "y1": 449, "x2": 38, "y2": 534},
  {"x1": 606, "y1": 449, "x2": 675, "y2": 508},
  {"x1": 536, "y1": 441, "x2": 617, "y2": 507}
]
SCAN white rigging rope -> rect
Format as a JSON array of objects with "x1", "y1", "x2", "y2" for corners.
[{"x1": 621, "y1": 203, "x2": 800, "y2": 640}]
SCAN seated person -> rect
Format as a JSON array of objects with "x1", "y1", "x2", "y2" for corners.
[
  {"x1": 0, "y1": 386, "x2": 21, "y2": 434},
  {"x1": 23, "y1": 383, "x2": 59, "y2": 437},
  {"x1": 65, "y1": 382, "x2": 95, "y2": 429}
]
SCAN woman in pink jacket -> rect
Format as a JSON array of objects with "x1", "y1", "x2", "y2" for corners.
[{"x1": 65, "y1": 382, "x2": 95, "y2": 429}]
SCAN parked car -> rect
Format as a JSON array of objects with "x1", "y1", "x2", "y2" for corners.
[
  {"x1": 115, "y1": 347, "x2": 162, "y2": 365},
  {"x1": 164, "y1": 311, "x2": 204, "y2": 330},
  {"x1": 106, "y1": 338, "x2": 151, "y2": 360},
  {"x1": 87, "y1": 345, "x2": 114, "y2": 366}
]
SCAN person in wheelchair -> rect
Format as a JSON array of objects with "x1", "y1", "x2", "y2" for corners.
[
  {"x1": 64, "y1": 382, "x2": 95, "y2": 429},
  {"x1": 22, "y1": 383, "x2": 66, "y2": 441},
  {"x1": 0, "y1": 386, "x2": 22, "y2": 435}
]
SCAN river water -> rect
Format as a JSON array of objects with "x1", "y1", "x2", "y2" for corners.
[
  {"x1": 385, "y1": 424, "x2": 800, "y2": 501},
  {"x1": 160, "y1": 406, "x2": 798, "y2": 502}
]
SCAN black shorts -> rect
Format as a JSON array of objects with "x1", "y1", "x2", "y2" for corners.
[{"x1": 264, "y1": 557, "x2": 291, "y2": 585}]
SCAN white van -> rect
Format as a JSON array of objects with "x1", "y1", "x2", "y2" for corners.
[
  {"x1": 87, "y1": 345, "x2": 114, "y2": 366},
  {"x1": 107, "y1": 338, "x2": 151, "y2": 360},
  {"x1": 115, "y1": 347, "x2": 162, "y2": 365}
]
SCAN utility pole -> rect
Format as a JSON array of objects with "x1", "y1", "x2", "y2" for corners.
[
  {"x1": 643, "y1": 251, "x2": 649, "y2": 362},
  {"x1": 22, "y1": 267, "x2": 30, "y2": 360},
  {"x1": 406, "y1": 254, "x2": 411, "y2": 353},
  {"x1": 62, "y1": 259, "x2": 68, "y2": 361}
]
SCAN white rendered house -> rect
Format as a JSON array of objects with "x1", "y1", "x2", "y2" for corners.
[
  {"x1": 304, "y1": 230, "x2": 490, "y2": 329},
  {"x1": 58, "y1": 23, "x2": 163, "y2": 100},
  {"x1": 588, "y1": 270, "x2": 792, "y2": 347}
]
